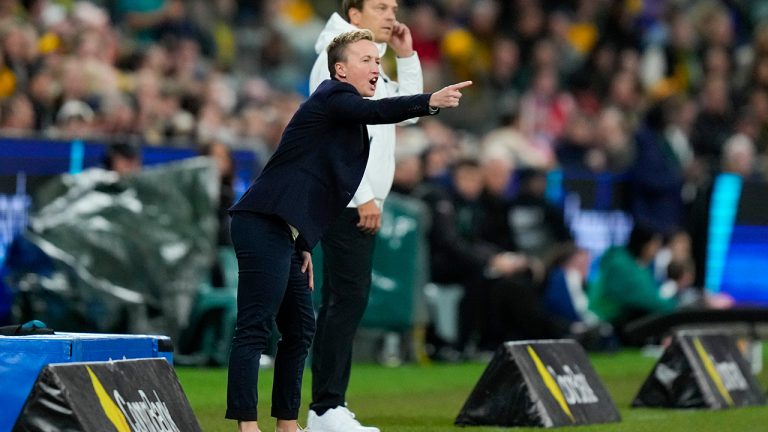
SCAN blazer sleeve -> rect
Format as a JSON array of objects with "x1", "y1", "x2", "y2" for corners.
[{"x1": 326, "y1": 86, "x2": 433, "y2": 125}]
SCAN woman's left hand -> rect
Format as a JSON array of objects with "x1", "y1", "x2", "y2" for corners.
[{"x1": 301, "y1": 251, "x2": 314, "y2": 291}]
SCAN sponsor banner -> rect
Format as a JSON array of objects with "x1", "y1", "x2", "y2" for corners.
[
  {"x1": 456, "y1": 339, "x2": 620, "y2": 428},
  {"x1": 633, "y1": 331, "x2": 766, "y2": 409},
  {"x1": 0, "y1": 333, "x2": 173, "y2": 431},
  {"x1": 13, "y1": 358, "x2": 201, "y2": 432}
]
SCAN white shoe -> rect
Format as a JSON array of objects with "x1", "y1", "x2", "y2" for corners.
[{"x1": 307, "y1": 406, "x2": 380, "y2": 432}]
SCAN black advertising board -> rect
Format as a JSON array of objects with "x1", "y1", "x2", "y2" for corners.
[
  {"x1": 13, "y1": 358, "x2": 201, "y2": 432},
  {"x1": 633, "y1": 331, "x2": 766, "y2": 409},
  {"x1": 456, "y1": 339, "x2": 621, "y2": 428}
]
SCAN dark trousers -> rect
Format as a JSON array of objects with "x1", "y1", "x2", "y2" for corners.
[
  {"x1": 226, "y1": 212, "x2": 315, "y2": 421},
  {"x1": 310, "y1": 208, "x2": 375, "y2": 415}
]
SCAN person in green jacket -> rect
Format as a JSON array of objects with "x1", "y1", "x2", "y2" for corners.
[{"x1": 589, "y1": 224, "x2": 677, "y2": 335}]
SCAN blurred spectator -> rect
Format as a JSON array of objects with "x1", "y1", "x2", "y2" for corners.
[
  {"x1": 0, "y1": 93, "x2": 36, "y2": 133},
  {"x1": 199, "y1": 140, "x2": 234, "y2": 287},
  {"x1": 479, "y1": 146, "x2": 514, "y2": 199},
  {"x1": 2, "y1": 23, "x2": 39, "y2": 93},
  {"x1": 484, "y1": 36, "x2": 524, "y2": 117},
  {"x1": 658, "y1": 258, "x2": 697, "y2": 305},
  {"x1": 420, "y1": 142, "x2": 451, "y2": 186},
  {"x1": 0, "y1": 48, "x2": 16, "y2": 99},
  {"x1": 482, "y1": 108, "x2": 551, "y2": 170},
  {"x1": 438, "y1": 0, "x2": 499, "y2": 131},
  {"x1": 115, "y1": 0, "x2": 213, "y2": 55},
  {"x1": 595, "y1": 106, "x2": 634, "y2": 173},
  {"x1": 703, "y1": 45, "x2": 733, "y2": 83},
  {"x1": 628, "y1": 99, "x2": 685, "y2": 235},
  {"x1": 689, "y1": 132, "x2": 760, "y2": 288},
  {"x1": 654, "y1": 229, "x2": 694, "y2": 283},
  {"x1": 541, "y1": 245, "x2": 599, "y2": 325},
  {"x1": 414, "y1": 159, "x2": 570, "y2": 357},
  {"x1": 690, "y1": 76, "x2": 736, "y2": 174},
  {"x1": 407, "y1": 0, "x2": 445, "y2": 89},
  {"x1": 419, "y1": 118, "x2": 462, "y2": 185},
  {"x1": 482, "y1": 110, "x2": 553, "y2": 169},
  {"x1": 51, "y1": 99, "x2": 95, "y2": 139},
  {"x1": 588, "y1": 224, "x2": 677, "y2": 338},
  {"x1": 547, "y1": 11, "x2": 583, "y2": 76},
  {"x1": 199, "y1": 140, "x2": 234, "y2": 246},
  {"x1": 99, "y1": 94, "x2": 138, "y2": 136},
  {"x1": 26, "y1": 66, "x2": 57, "y2": 130},
  {"x1": 503, "y1": 168, "x2": 572, "y2": 261},
  {"x1": 507, "y1": 0, "x2": 546, "y2": 64},
  {"x1": 390, "y1": 144, "x2": 424, "y2": 196},
  {"x1": 103, "y1": 141, "x2": 142, "y2": 176},
  {"x1": 555, "y1": 110, "x2": 601, "y2": 174},
  {"x1": 412, "y1": 159, "x2": 518, "y2": 354},
  {"x1": 663, "y1": 96, "x2": 698, "y2": 184},
  {"x1": 440, "y1": 0, "x2": 497, "y2": 84},
  {"x1": 721, "y1": 133, "x2": 759, "y2": 179},
  {"x1": 519, "y1": 66, "x2": 575, "y2": 166},
  {"x1": 571, "y1": 40, "x2": 619, "y2": 108},
  {"x1": 607, "y1": 70, "x2": 644, "y2": 128},
  {"x1": 640, "y1": 8, "x2": 700, "y2": 98},
  {"x1": 417, "y1": 158, "x2": 500, "y2": 353},
  {"x1": 477, "y1": 148, "x2": 515, "y2": 250}
]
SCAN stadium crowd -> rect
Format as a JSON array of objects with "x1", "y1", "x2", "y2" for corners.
[{"x1": 2, "y1": 0, "x2": 767, "y2": 358}]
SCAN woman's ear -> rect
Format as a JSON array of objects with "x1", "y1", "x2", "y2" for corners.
[{"x1": 335, "y1": 63, "x2": 346, "y2": 79}]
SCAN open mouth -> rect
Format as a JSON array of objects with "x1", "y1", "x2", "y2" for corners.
[{"x1": 369, "y1": 76, "x2": 378, "y2": 87}]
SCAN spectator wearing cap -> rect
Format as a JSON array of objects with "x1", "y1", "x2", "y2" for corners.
[{"x1": 50, "y1": 99, "x2": 95, "y2": 139}]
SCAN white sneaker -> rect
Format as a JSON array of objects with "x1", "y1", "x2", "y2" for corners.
[{"x1": 307, "y1": 406, "x2": 380, "y2": 432}]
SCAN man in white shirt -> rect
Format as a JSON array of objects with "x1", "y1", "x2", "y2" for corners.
[{"x1": 307, "y1": 1, "x2": 423, "y2": 431}]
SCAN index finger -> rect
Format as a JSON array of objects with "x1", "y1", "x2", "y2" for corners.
[{"x1": 449, "y1": 81, "x2": 473, "y2": 90}]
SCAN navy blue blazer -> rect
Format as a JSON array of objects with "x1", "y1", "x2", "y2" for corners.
[{"x1": 230, "y1": 79, "x2": 433, "y2": 251}]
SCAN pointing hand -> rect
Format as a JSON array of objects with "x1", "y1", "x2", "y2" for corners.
[{"x1": 428, "y1": 81, "x2": 473, "y2": 109}]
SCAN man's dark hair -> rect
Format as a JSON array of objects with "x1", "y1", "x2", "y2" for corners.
[
  {"x1": 342, "y1": 0, "x2": 367, "y2": 21},
  {"x1": 452, "y1": 157, "x2": 481, "y2": 172},
  {"x1": 326, "y1": 29, "x2": 374, "y2": 77},
  {"x1": 667, "y1": 260, "x2": 687, "y2": 280},
  {"x1": 103, "y1": 141, "x2": 140, "y2": 170},
  {"x1": 626, "y1": 223, "x2": 660, "y2": 259},
  {"x1": 517, "y1": 167, "x2": 546, "y2": 185}
]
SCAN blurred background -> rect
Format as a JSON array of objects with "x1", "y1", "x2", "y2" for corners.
[{"x1": 1, "y1": 0, "x2": 768, "y2": 365}]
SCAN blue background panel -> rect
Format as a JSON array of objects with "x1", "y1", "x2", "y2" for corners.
[{"x1": 720, "y1": 225, "x2": 768, "y2": 305}]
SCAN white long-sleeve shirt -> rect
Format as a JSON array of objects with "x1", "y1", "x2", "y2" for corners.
[{"x1": 309, "y1": 13, "x2": 423, "y2": 208}]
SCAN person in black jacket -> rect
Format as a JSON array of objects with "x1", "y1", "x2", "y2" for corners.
[
  {"x1": 417, "y1": 159, "x2": 575, "y2": 358},
  {"x1": 416, "y1": 159, "x2": 536, "y2": 357},
  {"x1": 225, "y1": 29, "x2": 470, "y2": 432}
]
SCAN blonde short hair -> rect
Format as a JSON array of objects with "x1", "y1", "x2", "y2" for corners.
[{"x1": 327, "y1": 29, "x2": 374, "y2": 78}]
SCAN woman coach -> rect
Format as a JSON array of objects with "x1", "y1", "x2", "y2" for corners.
[{"x1": 225, "y1": 29, "x2": 471, "y2": 432}]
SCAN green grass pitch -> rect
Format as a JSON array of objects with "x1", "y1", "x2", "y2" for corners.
[{"x1": 177, "y1": 347, "x2": 768, "y2": 431}]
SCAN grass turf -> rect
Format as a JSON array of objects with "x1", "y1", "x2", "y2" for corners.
[{"x1": 177, "y1": 348, "x2": 768, "y2": 431}]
